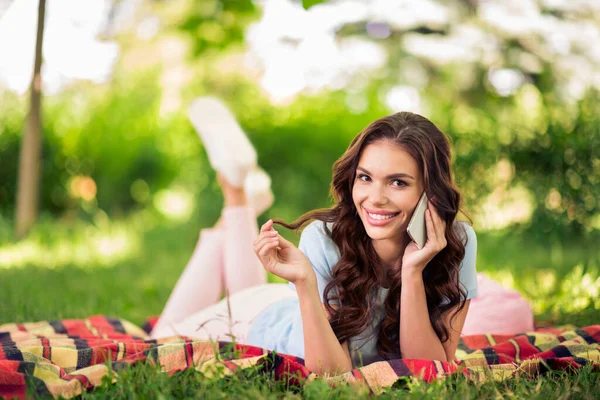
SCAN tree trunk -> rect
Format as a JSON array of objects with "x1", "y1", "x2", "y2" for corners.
[{"x1": 15, "y1": 0, "x2": 46, "y2": 238}]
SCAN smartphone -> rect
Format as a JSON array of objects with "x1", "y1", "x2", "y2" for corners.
[{"x1": 407, "y1": 192, "x2": 428, "y2": 249}]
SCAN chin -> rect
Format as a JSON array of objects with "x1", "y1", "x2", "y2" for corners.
[
  {"x1": 364, "y1": 227, "x2": 397, "y2": 241},
  {"x1": 361, "y1": 220, "x2": 405, "y2": 241}
]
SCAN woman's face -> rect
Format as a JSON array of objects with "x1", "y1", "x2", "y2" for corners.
[{"x1": 352, "y1": 140, "x2": 424, "y2": 245}]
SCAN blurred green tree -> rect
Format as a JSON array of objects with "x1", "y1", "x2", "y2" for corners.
[
  {"x1": 230, "y1": 0, "x2": 600, "y2": 236},
  {"x1": 1, "y1": 0, "x2": 598, "y2": 239},
  {"x1": 177, "y1": 0, "x2": 257, "y2": 57},
  {"x1": 14, "y1": 0, "x2": 45, "y2": 238}
]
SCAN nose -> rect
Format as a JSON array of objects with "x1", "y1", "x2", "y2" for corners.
[{"x1": 368, "y1": 183, "x2": 388, "y2": 206}]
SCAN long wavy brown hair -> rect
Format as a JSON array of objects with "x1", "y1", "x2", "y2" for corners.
[{"x1": 274, "y1": 111, "x2": 470, "y2": 359}]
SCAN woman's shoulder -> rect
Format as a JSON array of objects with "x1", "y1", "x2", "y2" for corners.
[
  {"x1": 293, "y1": 220, "x2": 341, "y2": 298},
  {"x1": 302, "y1": 219, "x2": 334, "y2": 238},
  {"x1": 299, "y1": 220, "x2": 341, "y2": 270},
  {"x1": 452, "y1": 221, "x2": 478, "y2": 298},
  {"x1": 453, "y1": 220, "x2": 476, "y2": 248}
]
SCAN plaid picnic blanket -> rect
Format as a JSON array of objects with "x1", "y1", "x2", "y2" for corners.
[{"x1": 0, "y1": 316, "x2": 598, "y2": 399}]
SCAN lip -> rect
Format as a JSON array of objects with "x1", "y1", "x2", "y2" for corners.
[
  {"x1": 363, "y1": 207, "x2": 400, "y2": 227},
  {"x1": 363, "y1": 207, "x2": 398, "y2": 216}
]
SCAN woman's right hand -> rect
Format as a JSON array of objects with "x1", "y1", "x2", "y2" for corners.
[{"x1": 253, "y1": 220, "x2": 315, "y2": 284}]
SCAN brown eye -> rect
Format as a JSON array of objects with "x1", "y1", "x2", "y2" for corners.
[{"x1": 392, "y1": 180, "x2": 407, "y2": 187}]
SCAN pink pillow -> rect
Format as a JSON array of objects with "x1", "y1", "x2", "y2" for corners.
[{"x1": 462, "y1": 273, "x2": 534, "y2": 335}]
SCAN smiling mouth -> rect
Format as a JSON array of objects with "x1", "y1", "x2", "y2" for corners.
[
  {"x1": 362, "y1": 207, "x2": 400, "y2": 225},
  {"x1": 366, "y1": 211, "x2": 399, "y2": 220}
]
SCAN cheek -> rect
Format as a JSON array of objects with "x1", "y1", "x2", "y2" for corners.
[
  {"x1": 393, "y1": 191, "x2": 420, "y2": 211},
  {"x1": 351, "y1": 183, "x2": 357, "y2": 199},
  {"x1": 352, "y1": 184, "x2": 366, "y2": 205}
]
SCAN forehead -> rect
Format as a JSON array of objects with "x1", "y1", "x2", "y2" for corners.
[{"x1": 358, "y1": 141, "x2": 420, "y2": 177}]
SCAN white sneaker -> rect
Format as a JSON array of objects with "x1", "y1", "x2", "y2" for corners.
[
  {"x1": 244, "y1": 167, "x2": 274, "y2": 216},
  {"x1": 188, "y1": 97, "x2": 257, "y2": 187}
]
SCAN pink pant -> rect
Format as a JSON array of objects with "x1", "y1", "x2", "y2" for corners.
[
  {"x1": 150, "y1": 206, "x2": 273, "y2": 341},
  {"x1": 151, "y1": 206, "x2": 534, "y2": 341}
]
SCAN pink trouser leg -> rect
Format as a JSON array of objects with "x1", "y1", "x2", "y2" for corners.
[
  {"x1": 151, "y1": 206, "x2": 266, "y2": 339},
  {"x1": 164, "y1": 283, "x2": 296, "y2": 342},
  {"x1": 222, "y1": 206, "x2": 267, "y2": 294},
  {"x1": 151, "y1": 228, "x2": 224, "y2": 338}
]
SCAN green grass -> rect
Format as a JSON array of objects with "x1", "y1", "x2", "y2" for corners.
[
  {"x1": 1, "y1": 211, "x2": 599, "y2": 399},
  {"x1": 68, "y1": 362, "x2": 599, "y2": 400}
]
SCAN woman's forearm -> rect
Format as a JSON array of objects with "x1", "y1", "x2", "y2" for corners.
[
  {"x1": 295, "y1": 279, "x2": 353, "y2": 375},
  {"x1": 399, "y1": 271, "x2": 447, "y2": 361}
]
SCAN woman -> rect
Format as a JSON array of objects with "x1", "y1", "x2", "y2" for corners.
[{"x1": 151, "y1": 107, "x2": 534, "y2": 376}]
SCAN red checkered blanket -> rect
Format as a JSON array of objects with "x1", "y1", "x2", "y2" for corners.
[{"x1": 1, "y1": 316, "x2": 598, "y2": 399}]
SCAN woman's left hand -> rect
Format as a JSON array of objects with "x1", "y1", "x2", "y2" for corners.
[{"x1": 402, "y1": 201, "x2": 447, "y2": 275}]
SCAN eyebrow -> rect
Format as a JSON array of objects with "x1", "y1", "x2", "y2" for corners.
[{"x1": 356, "y1": 166, "x2": 415, "y2": 180}]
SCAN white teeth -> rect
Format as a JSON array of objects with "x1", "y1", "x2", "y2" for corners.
[{"x1": 367, "y1": 212, "x2": 397, "y2": 220}]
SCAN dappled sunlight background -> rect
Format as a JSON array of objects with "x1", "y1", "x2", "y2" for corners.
[
  {"x1": 0, "y1": 213, "x2": 140, "y2": 270},
  {"x1": 0, "y1": 0, "x2": 599, "y2": 325}
]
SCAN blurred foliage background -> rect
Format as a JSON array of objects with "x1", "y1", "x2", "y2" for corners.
[{"x1": 0, "y1": 0, "x2": 599, "y2": 324}]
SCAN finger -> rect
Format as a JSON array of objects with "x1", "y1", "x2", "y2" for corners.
[
  {"x1": 256, "y1": 230, "x2": 279, "y2": 241},
  {"x1": 429, "y1": 202, "x2": 445, "y2": 227},
  {"x1": 427, "y1": 201, "x2": 439, "y2": 221},
  {"x1": 254, "y1": 232, "x2": 280, "y2": 250},
  {"x1": 260, "y1": 219, "x2": 275, "y2": 233},
  {"x1": 430, "y1": 203, "x2": 447, "y2": 244},
  {"x1": 253, "y1": 229, "x2": 278, "y2": 245},
  {"x1": 276, "y1": 233, "x2": 294, "y2": 248},
  {"x1": 255, "y1": 238, "x2": 278, "y2": 258},
  {"x1": 427, "y1": 203, "x2": 447, "y2": 249},
  {"x1": 253, "y1": 234, "x2": 279, "y2": 251},
  {"x1": 254, "y1": 237, "x2": 279, "y2": 250},
  {"x1": 425, "y1": 208, "x2": 438, "y2": 245},
  {"x1": 257, "y1": 240, "x2": 279, "y2": 258}
]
